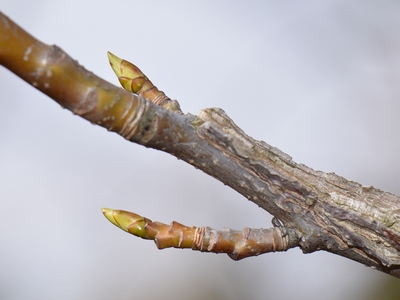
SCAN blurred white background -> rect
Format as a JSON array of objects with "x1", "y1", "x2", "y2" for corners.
[{"x1": 1, "y1": 1, "x2": 400, "y2": 299}]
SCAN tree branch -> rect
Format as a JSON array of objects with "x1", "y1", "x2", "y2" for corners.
[{"x1": 1, "y1": 12, "x2": 399, "y2": 278}]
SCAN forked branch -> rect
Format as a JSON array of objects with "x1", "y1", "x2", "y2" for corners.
[{"x1": 1, "y1": 12, "x2": 399, "y2": 278}]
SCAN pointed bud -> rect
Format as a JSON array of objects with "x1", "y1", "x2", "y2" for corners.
[
  {"x1": 101, "y1": 208, "x2": 150, "y2": 238},
  {"x1": 107, "y1": 51, "x2": 171, "y2": 106}
]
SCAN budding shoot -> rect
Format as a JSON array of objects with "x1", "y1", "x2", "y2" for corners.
[{"x1": 102, "y1": 208, "x2": 299, "y2": 260}]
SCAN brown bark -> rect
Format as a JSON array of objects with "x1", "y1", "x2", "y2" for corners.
[{"x1": 1, "y1": 12, "x2": 399, "y2": 278}]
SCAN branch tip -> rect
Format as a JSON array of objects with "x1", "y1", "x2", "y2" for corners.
[{"x1": 107, "y1": 51, "x2": 182, "y2": 113}]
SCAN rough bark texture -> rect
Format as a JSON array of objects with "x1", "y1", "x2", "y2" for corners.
[{"x1": 1, "y1": 12, "x2": 399, "y2": 278}]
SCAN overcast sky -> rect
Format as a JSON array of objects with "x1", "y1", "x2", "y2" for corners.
[{"x1": 1, "y1": 1, "x2": 400, "y2": 299}]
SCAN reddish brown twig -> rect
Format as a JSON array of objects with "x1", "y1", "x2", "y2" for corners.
[{"x1": 102, "y1": 208, "x2": 299, "y2": 260}]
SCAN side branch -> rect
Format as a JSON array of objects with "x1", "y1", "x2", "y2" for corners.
[
  {"x1": 102, "y1": 208, "x2": 300, "y2": 260},
  {"x1": 1, "y1": 12, "x2": 400, "y2": 278}
]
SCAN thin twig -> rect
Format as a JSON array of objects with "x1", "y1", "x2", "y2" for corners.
[{"x1": 102, "y1": 208, "x2": 300, "y2": 260}]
